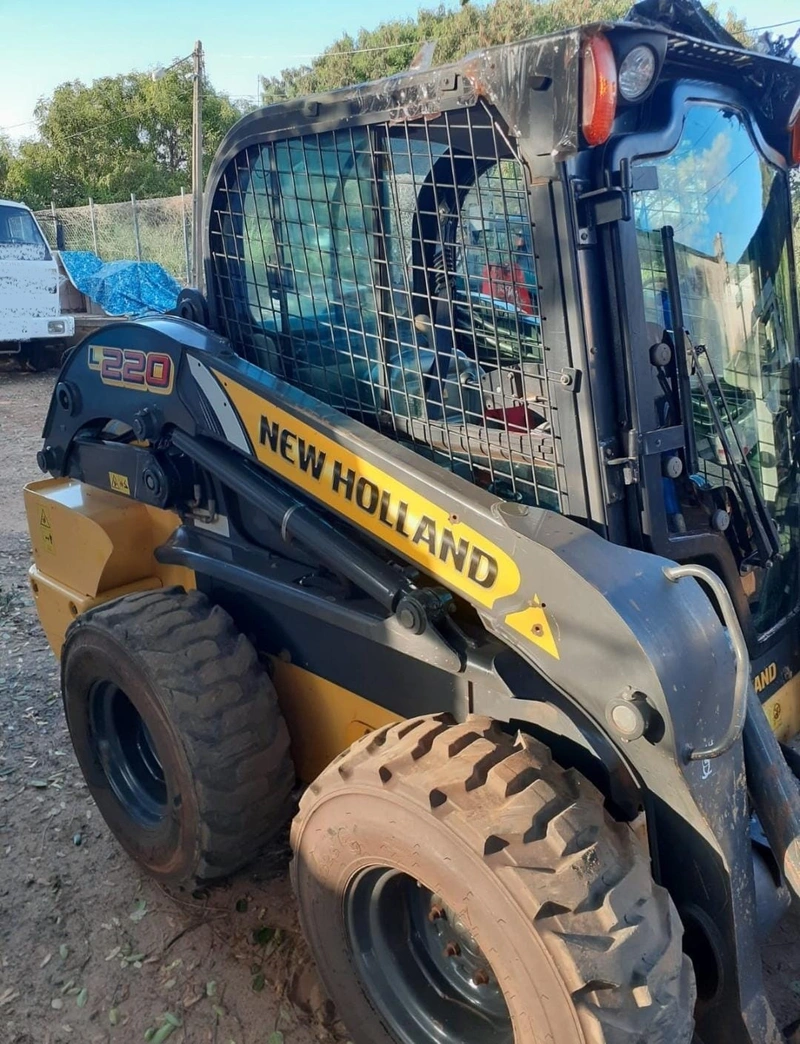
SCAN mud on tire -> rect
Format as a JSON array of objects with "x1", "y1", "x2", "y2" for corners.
[
  {"x1": 62, "y1": 587, "x2": 294, "y2": 886},
  {"x1": 291, "y1": 713, "x2": 695, "y2": 1044}
]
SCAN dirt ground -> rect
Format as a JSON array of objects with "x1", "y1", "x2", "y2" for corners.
[
  {"x1": 3, "y1": 365, "x2": 800, "y2": 1043},
  {"x1": 0, "y1": 367, "x2": 338, "y2": 1044}
]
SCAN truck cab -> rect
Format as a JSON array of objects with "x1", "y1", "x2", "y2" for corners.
[{"x1": 0, "y1": 199, "x2": 74, "y2": 367}]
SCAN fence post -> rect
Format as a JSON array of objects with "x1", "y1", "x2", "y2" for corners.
[
  {"x1": 181, "y1": 187, "x2": 191, "y2": 286},
  {"x1": 50, "y1": 201, "x2": 58, "y2": 249},
  {"x1": 89, "y1": 197, "x2": 99, "y2": 257},
  {"x1": 131, "y1": 193, "x2": 142, "y2": 262}
]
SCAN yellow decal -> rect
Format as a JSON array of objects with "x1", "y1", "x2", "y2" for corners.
[
  {"x1": 504, "y1": 596, "x2": 560, "y2": 659},
  {"x1": 770, "y1": 700, "x2": 782, "y2": 728},
  {"x1": 763, "y1": 672, "x2": 800, "y2": 743},
  {"x1": 215, "y1": 373, "x2": 521, "y2": 609},
  {"x1": 108, "y1": 472, "x2": 131, "y2": 495},
  {"x1": 39, "y1": 507, "x2": 55, "y2": 555},
  {"x1": 753, "y1": 661, "x2": 777, "y2": 694}
]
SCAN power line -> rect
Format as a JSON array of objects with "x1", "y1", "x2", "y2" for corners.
[
  {"x1": 0, "y1": 52, "x2": 194, "y2": 138},
  {"x1": 1, "y1": 42, "x2": 411, "y2": 136},
  {"x1": 219, "y1": 20, "x2": 800, "y2": 62},
  {"x1": 750, "y1": 17, "x2": 800, "y2": 31},
  {"x1": 0, "y1": 119, "x2": 38, "y2": 133},
  {"x1": 219, "y1": 42, "x2": 416, "y2": 62}
]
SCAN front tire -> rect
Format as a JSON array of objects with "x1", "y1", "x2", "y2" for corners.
[
  {"x1": 291, "y1": 714, "x2": 695, "y2": 1044},
  {"x1": 62, "y1": 588, "x2": 294, "y2": 886}
]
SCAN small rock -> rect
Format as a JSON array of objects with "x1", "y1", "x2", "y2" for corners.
[{"x1": 72, "y1": 833, "x2": 82, "y2": 846}]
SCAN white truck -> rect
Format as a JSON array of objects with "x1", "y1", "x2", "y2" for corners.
[{"x1": 0, "y1": 199, "x2": 74, "y2": 369}]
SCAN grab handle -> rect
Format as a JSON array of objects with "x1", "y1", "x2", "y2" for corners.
[{"x1": 663, "y1": 563, "x2": 749, "y2": 761}]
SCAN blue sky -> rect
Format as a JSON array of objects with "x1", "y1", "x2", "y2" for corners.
[{"x1": 1, "y1": 0, "x2": 798, "y2": 140}]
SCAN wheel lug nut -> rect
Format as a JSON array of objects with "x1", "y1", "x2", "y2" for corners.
[
  {"x1": 443, "y1": 942, "x2": 461, "y2": 957},
  {"x1": 429, "y1": 905, "x2": 445, "y2": 922},
  {"x1": 473, "y1": 969, "x2": 490, "y2": 986}
]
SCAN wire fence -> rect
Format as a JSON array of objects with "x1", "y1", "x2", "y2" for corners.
[{"x1": 35, "y1": 193, "x2": 193, "y2": 285}]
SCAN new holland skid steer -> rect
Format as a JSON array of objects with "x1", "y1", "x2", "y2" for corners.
[{"x1": 22, "y1": 0, "x2": 800, "y2": 1040}]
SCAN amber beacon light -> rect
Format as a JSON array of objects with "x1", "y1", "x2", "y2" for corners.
[{"x1": 581, "y1": 34, "x2": 618, "y2": 146}]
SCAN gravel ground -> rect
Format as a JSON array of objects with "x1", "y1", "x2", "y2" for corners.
[{"x1": 2, "y1": 363, "x2": 800, "y2": 1042}]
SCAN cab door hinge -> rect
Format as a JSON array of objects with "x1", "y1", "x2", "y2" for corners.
[
  {"x1": 574, "y1": 184, "x2": 626, "y2": 247},
  {"x1": 573, "y1": 160, "x2": 658, "y2": 247},
  {"x1": 573, "y1": 164, "x2": 630, "y2": 248},
  {"x1": 602, "y1": 429, "x2": 640, "y2": 487},
  {"x1": 602, "y1": 423, "x2": 684, "y2": 492}
]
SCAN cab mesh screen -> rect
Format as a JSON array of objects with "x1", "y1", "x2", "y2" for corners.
[{"x1": 210, "y1": 100, "x2": 565, "y2": 509}]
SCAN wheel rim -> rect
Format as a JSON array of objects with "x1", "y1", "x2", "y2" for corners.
[
  {"x1": 89, "y1": 681, "x2": 168, "y2": 827},
  {"x1": 345, "y1": 866, "x2": 513, "y2": 1043}
]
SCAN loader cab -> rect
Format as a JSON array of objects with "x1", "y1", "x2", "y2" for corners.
[{"x1": 205, "y1": 3, "x2": 800, "y2": 718}]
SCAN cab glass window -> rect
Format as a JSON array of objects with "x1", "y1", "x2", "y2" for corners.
[
  {"x1": 634, "y1": 105, "x2": 800, "y2": 633},
  {"x1": 0, "y1": 205, "x2": 49, "y2": 261}
]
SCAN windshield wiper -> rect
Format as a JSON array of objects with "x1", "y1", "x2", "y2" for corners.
[
  {"x1": 692, "y1": 341, "x2": 780, "y2": 565},
  {"x1": 660, "y1": 226, "x2": 698, "y2": 476},
  {"x1": 661, "y1": 225, "x2": 780, "y2": 568}
]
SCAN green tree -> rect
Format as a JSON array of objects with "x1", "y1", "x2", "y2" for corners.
[
  {"x1": 261, "y1": 0, "x2": 629, "y2": 102},
  {"x1": 0, "y1": 134, "x2": 12, "y2": 197},
  {"x1": 5, "y1": 63, "x2": 245, "y2": 209},
  {"x1": 261, "y1": 0, "x2": 753, "y2": 102}
]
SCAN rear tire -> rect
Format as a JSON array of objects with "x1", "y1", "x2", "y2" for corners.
[
  {"x1": 62, "y1": 588, "x2": 294, "y2": 886},
  {"x1": 291, "y1": 714, "x2": 695, "y2": 1044}
]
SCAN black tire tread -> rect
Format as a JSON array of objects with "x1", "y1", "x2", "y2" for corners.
[
  {"x1": 295, "y1": 713, "x2": 695, "y2": 1044},
  {"x1": 70, "y1": 587, "x2": 294, "y2": 881}
]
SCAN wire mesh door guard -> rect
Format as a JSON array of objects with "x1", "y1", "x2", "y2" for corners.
[{"x1": 210, "y1": 99, "x2": 566, "y2": 511}]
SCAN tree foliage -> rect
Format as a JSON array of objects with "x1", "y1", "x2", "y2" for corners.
[
  {"x1": 0, "y1": 135, "x2": 12, "y2": 196},
  {"x1": 0, "y1": 63, "x2": 246, "y2": 209},
  {"x1": 261, "y1": 0, "x2": 750, "y2": 102}
]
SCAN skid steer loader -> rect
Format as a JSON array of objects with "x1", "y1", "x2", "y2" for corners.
[{"x1": 22, "y1": 0, "x2": 800, "y2": 1040}]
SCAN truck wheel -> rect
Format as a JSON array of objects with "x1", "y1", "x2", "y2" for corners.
[
  {"x1": 61, "y1": 588, "x2": 294, "y2": 886},
  {"x1": 291, "y1": 714, "x2": 695, "y2": 1044}
]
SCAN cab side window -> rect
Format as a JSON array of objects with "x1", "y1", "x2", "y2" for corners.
[{"x1": 214, "y1": 130, "x2": 382, "y2": 418}]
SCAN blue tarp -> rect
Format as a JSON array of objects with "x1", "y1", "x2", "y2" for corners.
[{"x1": 59, "y1": 251, "x2": 181, "y2": 318}]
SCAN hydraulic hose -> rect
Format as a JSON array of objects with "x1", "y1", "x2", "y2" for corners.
[{"x1": 171, "y1": 430, "x2": 408, "y2": 612}]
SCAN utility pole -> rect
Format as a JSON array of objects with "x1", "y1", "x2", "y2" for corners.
[{"x1": 192, "y1": 40, "x2": 204, "y2": 292}]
